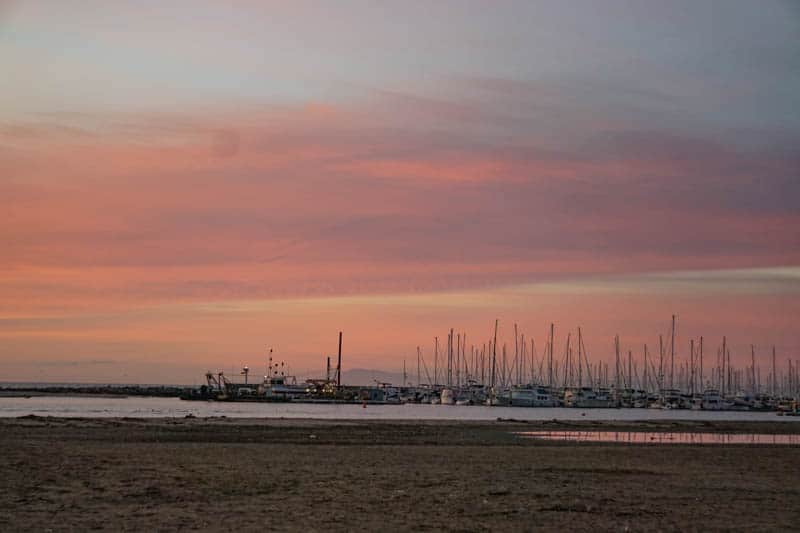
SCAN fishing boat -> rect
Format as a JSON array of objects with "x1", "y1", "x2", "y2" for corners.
[
  {"x1": 496, "y1": 385, "x2": 559, "y2": 407},
  {"x1": 700, "y1": 389, "x2": 724, "y2": 410},
  {"x1": 258, "y1": 373, "x2": 308, "y2": 400},
  {"x1": 564, "y1": 387, "x2": 615, "y2": 408}
]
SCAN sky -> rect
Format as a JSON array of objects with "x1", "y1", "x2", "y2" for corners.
[{"x1": 1, "y1": 1, "x2": 799, "y2": 384}]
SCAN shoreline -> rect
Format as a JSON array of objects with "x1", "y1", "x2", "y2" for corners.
[
  {"x1": 3, "y1": 394, "x2": 798, "y2": 423},
  {"x1": 6, "y1": 415, "x2": 800, "y2": 434},
  {"x1": 3, "y1": 417, "x2": 799, "y2": 530}
]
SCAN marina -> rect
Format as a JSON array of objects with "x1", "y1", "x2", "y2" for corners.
[
  {"x1": 8, "y1": 317, "x2": 798, "y2": 416},
  {"x1": 177, "y1": 322, "x2": 800, "y2": 415}
]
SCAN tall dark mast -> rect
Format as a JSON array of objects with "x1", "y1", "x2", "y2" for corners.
[
  {"x1": 548, "y1": 323, "x2": 554, "y2": 388},
  {"x1": 490, "y1": 319, "x2": 498, "y2": 404},
  {"x1": 670, "y1": 314, "x2": 676, "y2": 389},
  {"x1": 337, "y1": 331, "x2": 343, "y2": 389}
]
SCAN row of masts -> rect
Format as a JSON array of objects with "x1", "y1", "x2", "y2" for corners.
[{"x1": 408, "y1": 316, "x2": 799, "y2": 398}]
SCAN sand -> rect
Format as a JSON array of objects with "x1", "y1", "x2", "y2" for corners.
[{"x1": 2, "y1": 417, "x2": 799, "y2": 531}]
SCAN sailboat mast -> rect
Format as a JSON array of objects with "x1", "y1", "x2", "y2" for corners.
[
  {"x1": 670, "y1": 314, "x2": 676, "y2": 389},
  {"x1": 727, "y1": 347, "x2": 732, "y2": 395},
  {"x1": 456, "y1": 333, "x2": 461, "y2": 387},
  {"x1": 417, "y1": 346, "x2": 421, "y2": 387},
  {"x1": 578, "y1": 327, "x2": 583, "y2": 388},
  {"x1": 563, "y1": 332, "x2": 571, "y2": 388},
  {"x1": 490, "y1": 319, "x2": 498, "y2": 404},
  {"x1": 514, "y1": 323, "x2": 519, "y2": 386},
  {"x1": 448, "y1": 329, "x2": 453, "y2": 387},
  {"x1": 482, "y1": 344, "x2": 486, "y2": 385},
  {"x1": 690, "y1": 339, "x2": 695, "y2": 396},
  {"x1": 659, "y1": 335, "x2": 664, "y2": 392},
  {"x1": 615, "y1": 335, "x2": 620, "y2": 390},
  {"x1": 772, "y1": 346, "x2": 777, "y2": 397},
  {"x1": 548, "y1": 323, "x2": 554, "y2": 388},
  {"x1": 699, "y1": 336, "x2": 704, "y2": 391},
  {"x1": 721, "y1": 336, "x2": 727, "y2": 396},
  {"x1": 628, "y1": 349, "x2": 632, "y2": 391},
  {"x1": 434, "y1": 337, "x2": 439, "y2": 386}
]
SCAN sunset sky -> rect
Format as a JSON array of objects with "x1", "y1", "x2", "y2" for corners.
[{"x1": 1, "y1": 1, "x2": 799, "y2": 384}]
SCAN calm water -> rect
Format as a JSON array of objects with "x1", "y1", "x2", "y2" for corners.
[
  {"x1": 517, "y1": 431, "x2": 800, "y2": 445},
  {"x1": 1, "y1": 395, "x2": 798, "y2": 421}
]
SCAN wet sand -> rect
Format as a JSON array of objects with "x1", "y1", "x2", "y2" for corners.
[{"x1": 2, "y1": 417, "x2": 799, "y2": 531}]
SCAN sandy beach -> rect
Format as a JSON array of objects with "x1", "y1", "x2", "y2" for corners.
[{"x1": 2, "y1": 417, "x2": 799, "y2": 531}]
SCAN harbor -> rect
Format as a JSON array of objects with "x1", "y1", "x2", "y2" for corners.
[{"x1": 179, "y1": 323, "x2": 800, "y2": 415}]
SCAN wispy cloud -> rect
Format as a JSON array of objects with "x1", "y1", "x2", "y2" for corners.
[{"x1": 1, "y1": 93, "x2": 798, "y2": 320}]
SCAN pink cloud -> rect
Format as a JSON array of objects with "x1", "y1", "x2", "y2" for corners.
[{"x1": 1, "y1": 99, "x2": 798, "y2": 321}]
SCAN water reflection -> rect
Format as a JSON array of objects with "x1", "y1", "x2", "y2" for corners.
[{"x1": 516, "y1": 431, "x2": 800, "y2": 445}]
